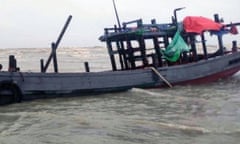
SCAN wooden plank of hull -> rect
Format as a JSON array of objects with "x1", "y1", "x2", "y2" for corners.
[{"x1": 0, "y1": 69, "x2": 156, "y2": 100}]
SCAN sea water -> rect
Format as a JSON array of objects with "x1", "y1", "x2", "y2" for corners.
[{"x1": 0, "y1": 47, "x2": 240, "y2": 144}]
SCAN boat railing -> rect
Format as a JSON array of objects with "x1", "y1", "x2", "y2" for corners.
[
  {"x1": 101, "y1": 19, "x2": 178, "y2": 41},
  {"x1": 122, "y1": 19, "x2": 143, "y2": 29}
]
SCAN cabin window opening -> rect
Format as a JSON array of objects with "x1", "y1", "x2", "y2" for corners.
[
  {"x1": 123, "y1": 40, "x2": 141, "y2": 69},
  {"x1": 203, "y1": 32, "x2": 224, "y2": 57},
  {"x1": 129, "y1": 40, "x2": 139, "y2": 48},
  {"x1": 114, "y1": 54, "x2": 123, "y2": 70},
  {"x1": 156, "y1": 37, "x2": 165, "y2": 49},
  {"x1": 112, "y1": 42, "x2": 124, "y2": 70},
  {"x1": 144, "y1": 38, "x2": 159, "y2": 66},
  {"x1": 144, "y1": 39, "x2": 155, "y2": 50},
  {"x1": 134, "y1": 51, "x2": 141, "y2": 57}
]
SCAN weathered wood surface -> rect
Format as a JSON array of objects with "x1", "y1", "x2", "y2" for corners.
[{"x1": 1, "y1": 51, "x2": 240, "y2": 103}]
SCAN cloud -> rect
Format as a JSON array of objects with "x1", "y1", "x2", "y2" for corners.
[{"x1": 0, "y1": 0, "x2": 239, "y2": 48}]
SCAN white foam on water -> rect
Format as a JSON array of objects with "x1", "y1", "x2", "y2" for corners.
[
  {"x1": 131, "y1": 88, "x2": 167, "y2": 97},
  {"x1": 133, "y1": 120, "x2": 211, "y2": 134}
]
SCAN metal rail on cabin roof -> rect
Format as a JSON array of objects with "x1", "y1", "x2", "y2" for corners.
[{"x1": 173, "y1": 7, "x2": 185, "y2": 25}]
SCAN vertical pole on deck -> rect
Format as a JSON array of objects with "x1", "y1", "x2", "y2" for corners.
[
  {"x1": 214, "y1": 14, "x2": 224, "y2": 55},
  {"x1": 84, "y1": 62, "x2": 90, "y2": 72},
  {"x1": 40, "y1": 59, "x2": 44, "y2": 73},
  {"x1": 52, "y1": 43, "x2": 58, "y2": 73},
  {"x1": 201, "y1": 33, "x2": 208, "y2": 59},
  {"x1": 114, "y1": 25, "x2": 124, "y2": 70},
  {"x1": 189, "y1": 34, "x2": 198, "y2": 61},
  {"x1": 8, "y1": 55, "x2": 17, "y2": 72},
  {"x1": 43, "y1": 15, "x2": 72, "y2": 73},
  {"x1": 173, "y1": 7, "x2": 185, "y2": 27},
  {"x1": 127, "y1": 41, "x2": 135, "y2": 69},
  {"x1": 232, "y1": 41, "x2": 238, "y2": 52},
  {"x1": 116, "y1": 41, "x2": 125, "y2": 70},
  {"x1": 138, "y1": 36, "x2": 147, "y2": 66},
  {"x1": 119, "y1": 40, "x2": 129, "y2": 69},
  {"x1": 107, "y1": 41, "x2": 117, "y2": 71},
  {"x1": 153, "y1": 37, "x2": 162, "y2": 67}
]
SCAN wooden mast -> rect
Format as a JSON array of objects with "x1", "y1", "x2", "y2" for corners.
[{"x1": 112, "y1": 0, "x2": 121, "y2": 29}]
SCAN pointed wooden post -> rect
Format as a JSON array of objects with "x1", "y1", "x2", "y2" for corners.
[
  {"x1": 40, "y1": 59, "x2": 44, "y2": 73},
  {"x1": 52, "y1": 43, "x2": 58, "y2": 73}
]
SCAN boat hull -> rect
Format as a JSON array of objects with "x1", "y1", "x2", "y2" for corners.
[{"x1": 1, "y1": 51, "x2": 240, "y2": 104}]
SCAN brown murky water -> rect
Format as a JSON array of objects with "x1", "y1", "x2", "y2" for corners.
[{"x1": 0, "y1": 48, "x2": 240, "y2": 144}]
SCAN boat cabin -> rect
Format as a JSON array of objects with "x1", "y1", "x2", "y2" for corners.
[{"x1": 99, "y1": 13, "x2": 239, "y2": 71}]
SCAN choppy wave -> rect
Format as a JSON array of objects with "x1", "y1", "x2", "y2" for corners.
[{"x1": 1, "y1": 48, "x2": 240, "y2": 144}]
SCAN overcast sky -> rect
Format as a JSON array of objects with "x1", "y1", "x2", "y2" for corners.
[{"x1": 0, "y1": 0, "x2": 239, "y2": 48}]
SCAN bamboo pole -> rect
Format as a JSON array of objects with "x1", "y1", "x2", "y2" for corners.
[{"x1": 150, "y1": 67, "x2": 173, "y2": 88}]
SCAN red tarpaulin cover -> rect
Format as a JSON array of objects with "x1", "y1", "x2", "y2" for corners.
[{"x1": 183, "y1": 16, "x2": 224, "y2": 34}]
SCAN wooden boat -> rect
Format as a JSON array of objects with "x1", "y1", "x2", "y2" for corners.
[{"x1": 1, "y1": 9, "x2": 240, "y2": 105}]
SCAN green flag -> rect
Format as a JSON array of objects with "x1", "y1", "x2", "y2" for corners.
[{"x1": 162, "y1": 30, "x2": 190, "y2": 62}]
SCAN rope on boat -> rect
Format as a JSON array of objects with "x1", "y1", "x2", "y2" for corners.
[{"x1": 150, "y1": 67, "x2": 173, "y2": 88}]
